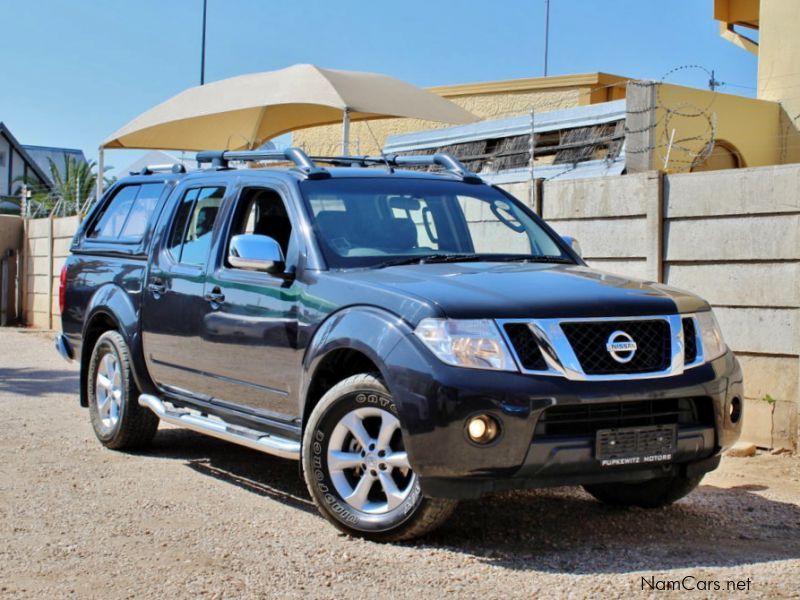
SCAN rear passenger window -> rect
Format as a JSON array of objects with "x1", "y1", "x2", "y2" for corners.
[
  {"x1": 87, "y1": 183, "x2": 164, "y2": 241},
  {"x1": 119, "y1": 184, "x2": 164, "y2": 240},
  {"x1": 88, "y1": 186, "x2": 138, "y2": 239},
  {"x1": 167, "y1": 186, "x2": 225, "y2": 265}
]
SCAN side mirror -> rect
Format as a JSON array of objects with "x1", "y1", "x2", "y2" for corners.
[
  {"x1": 229, "y1": 234, "x2": 285, "y2": 273},
  {"x1": 561, "y1": 235, "x2": 582, "y2": 258}
]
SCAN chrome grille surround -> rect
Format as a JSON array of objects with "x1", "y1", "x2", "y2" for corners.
[{"x1": 497, "y1": 314, "x2": 707, "y2": 381}]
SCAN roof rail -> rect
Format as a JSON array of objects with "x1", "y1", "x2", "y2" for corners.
[
  {"x1": 133, "y1": 163, "x2": 186, "y2": 176},
  {"x1": 194, "y1": 147, "x2": 479, "y2": 183},
  {"x1": 195, "y1": 148, "x2": 329, "y2": 179},
  {"x1": 311, "y1": 152, "x2": 482, "y2": 183},
  {"x1": 392, "y1": 153, "x2": 482, "y2": 183}
]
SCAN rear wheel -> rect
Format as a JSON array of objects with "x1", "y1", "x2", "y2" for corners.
[
  {"x1": 583, "y1": 474, "x2": 704, "y2": 508},
  {"x1": 303, "y1": 373, "x2": 456, "y2": 542},
  {"x1": 87, "y1": 331, "x2": 158, "y2": 450}
]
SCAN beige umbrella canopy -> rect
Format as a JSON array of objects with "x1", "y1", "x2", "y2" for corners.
[{"x1": 102, "y1": 63, "x2": 479, "y2": 153}]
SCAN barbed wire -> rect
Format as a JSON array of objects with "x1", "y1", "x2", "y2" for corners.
[{"x1": 431, "y1": 65, "x2": 725, "y2": 178}]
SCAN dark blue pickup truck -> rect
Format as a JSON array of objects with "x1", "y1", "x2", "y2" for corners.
[{"x1": 56, "y1": 149, "x2": 743, "y2": 541}]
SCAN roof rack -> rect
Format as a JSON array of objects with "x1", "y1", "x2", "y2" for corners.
[
  {"x1": 194, "y1": 147, "x2": 481, "y2": 183},
  {"x1": 311, "y1": 152, "x2": 482, "y2": 183},
  {"x1": 195, "y1": 148, "x2": 329, "y2": 179},
  {"x1": 133, "y1": 163, "x2": 186, "y2": 176}
]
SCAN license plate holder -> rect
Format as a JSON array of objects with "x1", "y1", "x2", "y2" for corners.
[{"x1": 595, "y1": 424, "x2": 677, "y2": 466}]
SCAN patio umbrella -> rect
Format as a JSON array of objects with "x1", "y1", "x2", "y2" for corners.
[{"x1": 102, "y1": 64, "x2": 478, "y2": 154}]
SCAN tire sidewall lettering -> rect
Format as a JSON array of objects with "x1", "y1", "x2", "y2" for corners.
[{"x1": 308, "y1": 388, "x2": 419, "y2": 532}]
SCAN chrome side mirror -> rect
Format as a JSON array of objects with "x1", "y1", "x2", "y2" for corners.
[
  {"x1": 561, "y1": 235, "x2": 582, "y2": 258},
  {"x1": 229, "y1": 234, "x2": 285, "y2": 273}
]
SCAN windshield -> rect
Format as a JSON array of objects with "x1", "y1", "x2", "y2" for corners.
[{"x1": 299, "y1": 177, "x2": 571, "y2": 269}]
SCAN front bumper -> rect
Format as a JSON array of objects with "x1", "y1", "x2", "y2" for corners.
[{"x1": 384, "y1": 338, "x2": 743, "y2": 500}]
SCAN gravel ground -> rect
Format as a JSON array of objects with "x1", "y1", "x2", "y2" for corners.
[{"x1": 1, "y1": 327, "x2": 799, "y2": 599}]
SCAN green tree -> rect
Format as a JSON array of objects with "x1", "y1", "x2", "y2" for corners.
[{"x1": 14, "y1": 155, "x2": 114, "y2": 216}]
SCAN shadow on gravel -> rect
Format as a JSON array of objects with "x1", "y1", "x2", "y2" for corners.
[
  {"x1": 145, "y1": 427, "x2": 316, "y2": 515},
  {"x1": 0, "y1": 367, "x2": 79, "y2": 396},
  {"x1": 421, "y1": 485, "x2": 800, "y2": 574},
  {"x1": 138, "y1": 427, "x2": 800, "y2": 574}
]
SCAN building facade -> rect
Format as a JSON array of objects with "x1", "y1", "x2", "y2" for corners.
[{"x1": 0, "y1": 123, "x2": 50, "y2": 199}]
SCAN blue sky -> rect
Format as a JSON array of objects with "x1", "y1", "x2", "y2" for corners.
[{"x1": 0, "y1": 0, "x2": 757, "y2": 174}]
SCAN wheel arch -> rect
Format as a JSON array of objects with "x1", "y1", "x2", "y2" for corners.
[
  {"x1": 79, "y1": 284, "x2": 155, "y2": 406},
  {"x1": 299, "y1": 305, "x2": 413, "y2": 429}
]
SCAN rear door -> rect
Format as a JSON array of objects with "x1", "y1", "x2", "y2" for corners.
[{"x1": 141, "y1": 182, "x2": 228, "y2": 395}]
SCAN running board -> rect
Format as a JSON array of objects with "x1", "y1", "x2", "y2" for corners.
[{"x1": 138, "y1": 394, "x2": 300, "y2": 460}]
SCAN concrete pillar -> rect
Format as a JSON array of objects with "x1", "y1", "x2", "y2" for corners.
[
  {"x1": 625, "y1": 81, "x2": 657, "y2": 174},
  {"x1": 645, "y1": 171, "x2": 665, "y2": 283}
]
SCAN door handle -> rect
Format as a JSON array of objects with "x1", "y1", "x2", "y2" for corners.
[
  {"x1": 204, "y1": 287, "x2": 225, "y2": 304},
  {"x1": 147, "y1": 278, "x2": 166, "y2": 294}
]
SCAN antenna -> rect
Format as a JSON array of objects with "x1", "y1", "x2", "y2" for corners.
[
  {"x1": 709, "y1": 69, "x2": 723, "y2": 91},
  {"x1": 200, "y1": 0, "x2": 208, "y2": 85},
  {"x1": 543, "y1": 0, "x2": 550, "y2": 77},
  {"x1": 363, "y1": 120, "x2": 393, "y2": 173}
]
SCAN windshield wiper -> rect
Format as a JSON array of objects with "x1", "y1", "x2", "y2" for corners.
[
  {"x1": 487, "y1": 254, "x2": 574, "y2": 264},
  {"x1": 373, "y1": 253, "x2": 483, "y2": 269},
  {"x1": 372, "y1": 253, "x2": 573, "y2": 269}
]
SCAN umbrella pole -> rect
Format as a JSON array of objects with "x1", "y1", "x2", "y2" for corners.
[
  {"x1": 342, "y1": 108, "x2": 350, "y2": 155},
  {"x1": 97, "y1": 146, "x2": 105, "y2": 200}
]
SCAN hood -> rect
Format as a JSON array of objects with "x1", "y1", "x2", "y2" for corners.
[{"x1": 326, "y1": 262, "x2": 708, "y2": 321}]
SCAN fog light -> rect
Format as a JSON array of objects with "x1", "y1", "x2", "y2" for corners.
[
  {"x1": 466, "y1": 415, "x2": 499, "y2": 444},
  {"x1": 729, "y1": 397, "x2": 742, "y2": 424}
]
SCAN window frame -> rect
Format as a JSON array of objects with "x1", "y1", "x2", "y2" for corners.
[
  {"x1": 220, "y1": 184, "x2": 295, "y2": 274},
  {"x1": 84, "y1": 182, "x2": 168, "y2": 245},
  {"x1": 164, "y1": 184, "x2": 227, "y2": 267},
  {"x1": 85, "y1": 184, "x2": 143, "y2": 244}
]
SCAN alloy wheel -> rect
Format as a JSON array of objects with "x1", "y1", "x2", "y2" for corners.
[
  {"x1": 95, "y1": 352, "x2": 123, "y2": 433},
  {"x1": 327, "y1": 406, "x2": 415, "y2": 515}
]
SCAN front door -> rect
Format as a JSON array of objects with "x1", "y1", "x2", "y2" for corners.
[
  {"x1": 195, "y1": 182, "x2": 303, "y2": 420},
  {"x1": 141, "y1": 183, "x2": 227, "y2": 395}
]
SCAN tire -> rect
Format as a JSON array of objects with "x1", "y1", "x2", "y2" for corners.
[
  {"x1": 86, "y1": 330, "x2": 158, "y2": 450},
  {"x1": 303, "y1": 373, "x2": 456, "y2": 542},
  {"x1": 583, "y1": 474, "x2": 704, "y2": 508}
]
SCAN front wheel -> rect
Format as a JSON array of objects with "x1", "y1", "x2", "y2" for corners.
[
  {"x1": 303, "y1": 373, "x2": 456, "y2": 542},
  {"x1": 583, "y1": 474, "x2": 704, "y2": 508}
]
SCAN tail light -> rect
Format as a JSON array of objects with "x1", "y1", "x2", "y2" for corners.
[{"x1": 59, "y1": 264, "x2": 68, "y2": 314}]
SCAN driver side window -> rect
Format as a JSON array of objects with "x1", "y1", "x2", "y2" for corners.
[{"x1": 226, "y1": 187, "x2": 295, "y2": 269}]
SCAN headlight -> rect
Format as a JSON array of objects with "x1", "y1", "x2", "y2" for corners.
[
  {"x1": 695, "y1": 310, "x2": 727, "y2": 362},
  {"x1": 414, "y1": 318, "x2": 517, "y2": 371}
]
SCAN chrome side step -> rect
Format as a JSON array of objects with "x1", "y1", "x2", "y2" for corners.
[{"x1": 138, "y1": 394, "x2": 300, "y2": 460}]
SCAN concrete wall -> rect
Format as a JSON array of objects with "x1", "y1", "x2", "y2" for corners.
[
  {"x1": 22, "y1": 216, "x2": 78, "y2": 330},
  {"x1": 664, "y1": 165, "x2": 799, "y2": 449},
  {"x1": 537, "y1": 172, "x2": 661, "y2": 281},
  {"x1": 508, "y1": 163, "x2": 800, "y2": 450}
]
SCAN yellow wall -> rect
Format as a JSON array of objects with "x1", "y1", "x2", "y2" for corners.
[
  {"x1": 292, "y1": 73, "x2": 627, "y2": 156},
  {"x1": 756, "y1": 0, "x2": 800, "y2": 162},
  {"x1": 758, "y1": 0, "x2": 800, "y2": 107},
  {"x1": 656, "y1": 83, "x2": 781, "y2": 172}
]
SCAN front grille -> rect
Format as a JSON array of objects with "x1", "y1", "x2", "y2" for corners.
[
  {"x1": 683, "y1": 317, "x2": 698, "y2": 364},
  {"x1": 534, "y1": 397, "x2": 714, "y2": 438},
  {"x1": 560, "y1": 319, "x2": 671, "y2": 375},
  {"x1": 503, "y1": 323, "x2": 547, "y2": 371}
]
